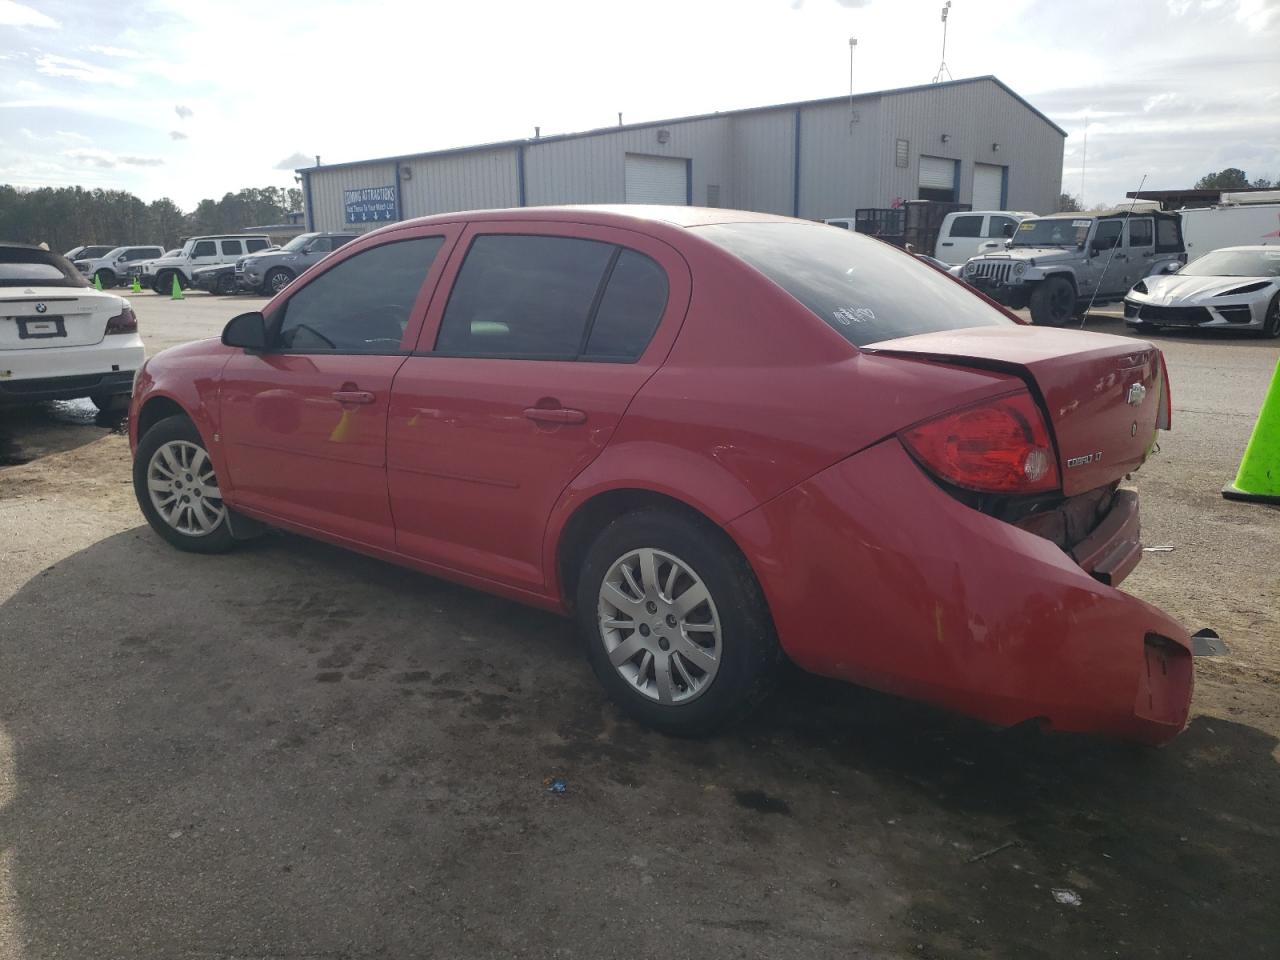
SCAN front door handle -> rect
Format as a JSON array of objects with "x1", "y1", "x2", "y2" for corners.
[
  {"x1": 524, "y1": 406, "x2": 587, "y2": 425},
  {"x1": 333, "y1": 389, "x2": 375, "y2": 405},
  {"x1": 940, "y1": 241, "x2": 954, "y2": 246}
]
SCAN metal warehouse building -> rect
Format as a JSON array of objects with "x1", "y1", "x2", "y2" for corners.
[{"x1": 299, "y1": 75, "x2": 1065, "y2": 232}]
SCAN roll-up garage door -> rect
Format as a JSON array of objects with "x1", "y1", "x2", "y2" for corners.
[
  {"x1": 973, "y1": 163, "x2": 1004, "y2": 210},
  {"x1": 624, "y1": 154, "x2": 689, "y2": 205},
  {"x1": 918, "y1": 155, "x2": 957, "y2": 199}
]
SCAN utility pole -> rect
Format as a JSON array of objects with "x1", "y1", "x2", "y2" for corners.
[
  {"x1": 932, "y1": 2, "x2": 953, "y2": 83},
  {"x1": 1080, "y1": 115, "x2": 1088, "y2": 208}
]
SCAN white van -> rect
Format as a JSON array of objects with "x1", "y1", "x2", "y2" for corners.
[
  {"x1": 139, "y1": 234, "x2": 272, "y2": 294},
  {"x1": 933, "y1": 210, "x2": 1034, "y2": 265},
  {"x1": 1179, "y1": 203, "x2": 1280, "y2": 258}
]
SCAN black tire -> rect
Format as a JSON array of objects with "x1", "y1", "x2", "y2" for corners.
[
  {"x1": 1029, "y1": 276, "x2": 1076, "y2": 327},
  {"x1": 264, "y1": 268, "x2": 295, "y2": 295},
  {"x1": 1262, "y1": 293, "x2": 1280, "y2": 339},
  {"x1": 90, "y1": 392, "x2": 130, "y2": 413},
  {"x1": 215, "y1": 273, "x2": 238, "y2": 295},
  {"x1": 576, "y1": 509, "x2": 782, "y2": 735},
  {"x1": 153, "y1": 270, "x2": 182, "y2": 295},
  {"x1": 94, "y1": 269, "x2": 116, "y2": 289},
  {"x1": 132, "y1": 415, "x2": 236, "y2": 554}
]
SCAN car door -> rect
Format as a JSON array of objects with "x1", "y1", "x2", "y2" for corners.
[
  {"x1": 219, "y1": 229, "x2": 457, "y2": 548},
  {"x1": 189, "y1": 239, "x2": 220, "y2": 271},
  {"x1": 1126, "y1": 217, "x2": 1155, "y2": 281},
  {"x1": 1087, "y1": 219, "x2": 1126, "y2": 295},
  {"x1": 218, "y1": 239, "x2": 244, "y2": 267},
  {"x1": 386, "y1": 221, "x2": 691, "y2": 592},
  {"x1": 936, "y1": 214, "x2": 983, "y2": 264},
  {"x1": 301, "y1": 236, "x2": 333, "y2": 271}
]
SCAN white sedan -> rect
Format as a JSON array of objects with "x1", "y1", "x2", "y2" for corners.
[
  {"x1": 1, "y1": 243, "x2": 144, "y2": 412},
  {"x1": 1124, "y1": 245, "x2": 1280, "y2": 338}
]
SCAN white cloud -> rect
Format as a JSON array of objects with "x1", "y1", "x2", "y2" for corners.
[
  {"x1": 275, "y1": 151, "x2": 312, "y2": 170},
  {"x1": 174, "y1": 104, "x2": 193, "y2": 119},
  {"x1": 87, "y1": 45, "x2": 143, "y2": 58},
  {"x1": 0, "y1": 0, "x2": 58, "y2": 29},
  {"x1": 169, "y1": 130, "x2": 188, "y2": 140},
  {"x1": 35, "y1": 54, "x2": 133, "y2": 87},
  {"x1": 65, "y1": 147, "x2": 164, "y2": 168}
]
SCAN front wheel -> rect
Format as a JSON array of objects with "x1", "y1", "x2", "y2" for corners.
[
  {"x1": 215, "y1": 273, "x2": 238, "y2": 295},
  {"x1": 1029, "y1": 276, "x2": 1076, "y2": 327},
  {"x1": 132, "y1": 415, "x2": 235, "y2": 553},
  {"x1": 1262, "y1": 293, "x2": 1280, "y2": 339},
  {"x1": 576, "y1": 510, "x2": 782, "y2": 735},
  {"x1": 94, "y1": 269, "x2": 116, "y2": 288},
  {"x1": 264, "y1": 268, "x2": 294, "y2": 295}
]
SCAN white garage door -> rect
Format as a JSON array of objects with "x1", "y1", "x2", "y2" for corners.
[
  {"x1": 973, "y1": 163, "x2": 1004, "y2": 210},
  {"x1": 624, "y1": 154, "x2": 688, "y2": 205},
  {"x1": 919, "y1": 155, "x2": 957, "y2": 193}
]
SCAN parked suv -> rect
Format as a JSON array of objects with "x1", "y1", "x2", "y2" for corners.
[
  {"x1": 933, "y1": 210, "x2": 1033, "y2": 265},
  {"x1": 141, "y1": 235, "x2": 272, "y2": 294},
  {"x1": 962, "y1": 209, "x2": 1185, "y2": 325},
  {"x1": 237, "y1": 232, "x2": 357, "y2": 294},
  {"x1": 73, "y1": 245, "x2": 163, "y2": 288}
]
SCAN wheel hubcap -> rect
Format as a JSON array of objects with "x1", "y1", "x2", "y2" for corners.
[
  {"x1": 271, "y1": 273, "x2": 289, "y2": 292},
  {"x1": 147, "y1": 440, "x2": 225, "y2": 536},
  {"x1": 597, "y1": 548, "x2": 722, "y2": 705}
]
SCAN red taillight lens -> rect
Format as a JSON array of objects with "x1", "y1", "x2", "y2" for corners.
[
  {"x1": 901, "y1": 391, "x2": 1060, "y2": 494},
  {"x1": 105, "y1": 306, "x2": 137, "y2": 335},
  {"x1": 1155, "y1": 350, "x2": 1172, "y2": 431}
]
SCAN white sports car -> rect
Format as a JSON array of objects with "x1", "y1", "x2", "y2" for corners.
[
  {"x1": 1124, "y1": 245, "x2": 1280, "y2": 338},
  {"x1": 1, "y1": 243, "x2": 144, "y2": 412}
]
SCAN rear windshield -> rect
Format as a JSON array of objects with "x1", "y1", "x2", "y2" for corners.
[
  {"x1": 695, "y1": 222, "x2": 1012, "y2": 347},
  {"x1": 0, "y1": 247, "x2": 89, "y2": 288}
]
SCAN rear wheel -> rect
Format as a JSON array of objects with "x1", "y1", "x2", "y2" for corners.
[
  {"x1": 132, "y1": 415, "x2": 235, "y2": 554},
  {"x1": 1262, "y1": 293, "x2": 1280, "y2": 339},
  {"x1": 576, "y1": 510, "x2": 782, "y2": 735},
  {"x1": 1029, "y1": 276, "x2": 1076, "y2": 326}
]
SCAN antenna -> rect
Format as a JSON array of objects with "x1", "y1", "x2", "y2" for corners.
[
  {"x1": 932, "y1": 2, "x2": 953, "y2": 83},
  {"x1": 1081, "y1": 173, "x2": 1147, "y2": 327},
  {"x1": 848, "y1": 37, "x2": 858, "y2": 132}
]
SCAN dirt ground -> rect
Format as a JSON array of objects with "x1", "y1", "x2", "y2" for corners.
[{"x1": 1, "y1": 290, "x2": 1277, "y2": 959}]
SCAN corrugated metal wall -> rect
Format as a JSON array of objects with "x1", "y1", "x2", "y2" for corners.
[{"x1": 304, "y1": 80, "x2": 1065, "y2": 231}]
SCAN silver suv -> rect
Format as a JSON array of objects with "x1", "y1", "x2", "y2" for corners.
[
  {"x1": 237, "y1": 232, "x2": 357, "y2": 295},
  {"x1": 962, "y1": 210, "x2": 1185, "y2": 325}
]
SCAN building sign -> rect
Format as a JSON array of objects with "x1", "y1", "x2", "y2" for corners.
[{"x1": 344, "y1": 186, "x2": 397, "y2": 223}]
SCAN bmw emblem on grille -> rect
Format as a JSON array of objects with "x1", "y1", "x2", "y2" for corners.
[
  {"x1": 1127, "y1": 383, "x2": 1146, "y2": 406},
  {"x1": 34, "y1": 302, "x2": 47, "y2": 314}
]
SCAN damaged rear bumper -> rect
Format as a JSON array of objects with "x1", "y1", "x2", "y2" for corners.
[{"x1": 728, "y1": 438, "x2": 1196, "y2": 745}]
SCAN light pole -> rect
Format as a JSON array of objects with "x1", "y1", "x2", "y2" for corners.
[
  {"x1": 932, "y1": 2, "x2": 953, "y2": 84},
  {"x1": 848, "y1": 37, "x2": 858, "y2": 131}
]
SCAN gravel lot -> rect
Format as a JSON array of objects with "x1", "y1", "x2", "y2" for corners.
[{"x1": 1, "y1": 289, "x2": 1277, "y2": 959}]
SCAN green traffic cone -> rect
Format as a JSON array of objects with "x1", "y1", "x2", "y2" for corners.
[
  {"x1": 1223, "y1": 358, "x2": 1280, "y2": 505},
  {"x1": 170, "y1": 273, "x2": 184, "y2": 301},
  {"x1": 130, "y1": 275, "x2": 141, "y2": 293},
  {"x1": 93, "y1": 272, "x2": 103, "y2": 290}
]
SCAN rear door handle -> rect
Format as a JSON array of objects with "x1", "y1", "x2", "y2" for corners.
[
  {"x1": 524, "y1": 406, "x2": 587, "y2": 425},
  {"x1": 333, "y1": 390, "x2": 375, "y2": 405}
]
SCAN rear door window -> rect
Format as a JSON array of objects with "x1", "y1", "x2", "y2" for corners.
[
  {"x1": 220, "y1": 240, "x2": 243, "y2": 256},
  {"x1": 273, "y1": 236, "x2": 443, "y2": 354},
  {"x1": 947, "y1": 215, "x2": 983, "y2": 238},
  {"x1": 696, "y1": 221, "x2": 1012, "y2": 347},
  {"x1": 246, "y1": 238, "x2": 270, "y2": 252},
  {"x1": 435, "y1": 235, "x2": 616, "y2": 359},
  {"x1": 1127, "y1": 219, "x2": 1153, "y2": 248}
]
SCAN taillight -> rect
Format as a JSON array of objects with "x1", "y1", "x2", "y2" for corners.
[
  {"x1": 900, "y1": 391, "x2": 1060, "y2": 494},
  {"x1": 1155, "y1": 350, "x2": 1172, "y2": 431},
  {"x1": 105, "y1": 306, "x2": 137, "y2": 335}
]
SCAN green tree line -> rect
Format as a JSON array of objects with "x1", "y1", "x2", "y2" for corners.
[{"x1": 0, "y1": 184, "x2": 304, "y2": 253}]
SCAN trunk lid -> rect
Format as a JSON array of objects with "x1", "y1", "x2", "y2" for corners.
[
  {"x1": 0, "y1": 287, "x2": 121, "y2": 350},
  {"x1": 865, "y1": 326, "x2": 1165, "y2": 496}
]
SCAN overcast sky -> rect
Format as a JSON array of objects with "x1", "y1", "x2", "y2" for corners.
[{"x1": 1, "y1": 0, "x2": 1277, "y2": 211}]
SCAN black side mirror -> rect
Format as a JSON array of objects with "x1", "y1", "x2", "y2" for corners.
[
  {"x1": 222, "y1": 311, "x2": 267, "y2": 351},
  {"x1": 1002, "y1": 223, "x2": 1014, "y2": 237}
]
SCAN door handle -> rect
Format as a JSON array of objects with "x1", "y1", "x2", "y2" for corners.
[
  {"x1": 333, "y1": 389, "x2": 375, "y2": 405},
  {"x1": 940, "y1": 241, "x2": 954, "y2": 246},
  {"x1": 523, "y1": 406, "x2": 587, "y2": 425}
]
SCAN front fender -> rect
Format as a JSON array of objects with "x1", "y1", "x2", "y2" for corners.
[{"x1": 129, "y1": 349, "x2": 232, "y2": 491}]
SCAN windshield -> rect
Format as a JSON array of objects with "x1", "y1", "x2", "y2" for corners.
[
  {"x1": 0, "y1": 247, "x2": 90, "y2": 288},
  {"x1": 695, "y1": 222, "x2": 1013, "y2": 347},
  {"x1": 1011, "y1": 218, "x2": 1091, "y2": 247},
  {"x1": 280, "y1": 234, "x2": 316, "y2": 252},
  {"x1": 1182, "y1": 248, "x2": 1280, "y2": 278}
]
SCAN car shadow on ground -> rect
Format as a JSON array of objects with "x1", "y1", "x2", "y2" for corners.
[
  {"x1": 0, "y1": 400, "x2": 126, "y2": 466},
  {"x1": 0, "y1": 526, "x2": 1276, "y2": 958}
]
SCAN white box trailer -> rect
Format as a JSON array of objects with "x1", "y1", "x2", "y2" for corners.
[{"x1": 1180, "y1": 203, "x2": 1280, "y2": 257}]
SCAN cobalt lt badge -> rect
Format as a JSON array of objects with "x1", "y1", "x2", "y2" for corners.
[
  {"x1": 34, "y1": 302, "x2": 47, "y2": 314},
  {"x1": 1127, "y1": 382, "x2": 1146, "y2": 406}
]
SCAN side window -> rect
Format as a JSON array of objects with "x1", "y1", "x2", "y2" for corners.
[
  {"x1": 220, "y1": 240, "x2": 243, "y2": 256},
  {"x1": 435, "y1": 235, "x2": 615, "y2": 359},
  {"x1": 986, "y1": 215, "x2": 1016, "y2": 238},
  {"x1": 192, "y1": 240, "x2": 217, "y2": 257},
  {"x1": 584, "y1": 249, "x2": 669, "y2": 361},
  {"x1": 1128, "y1": 219, "x2": 1153, "y2": 248},
  {"x1": 246, "y1": 238, "x2": 270, "y2": 252},
  {"x1": 332, "y1": 236, "x2": 355, "y2": 250},
  {"x1": 1156, "y1": 218, "x2": 1180, "y2": 252},
  {"x1": 274, "y1": 236, "x2": 443, "y2": 354},
  {"x1": 948, "y1": 215, "x2": 983, "y2": 238},
  {"x1": 1092, "y1": 221, "x2": 1122, "y2": 251},
  {"x1": 307, "y1": 237, "x2": 333, "y2": 254}
]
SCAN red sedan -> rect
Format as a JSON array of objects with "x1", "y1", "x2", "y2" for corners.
[{"x1": 129, "y1": 206, "x2": 1195, "y2": 744}]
